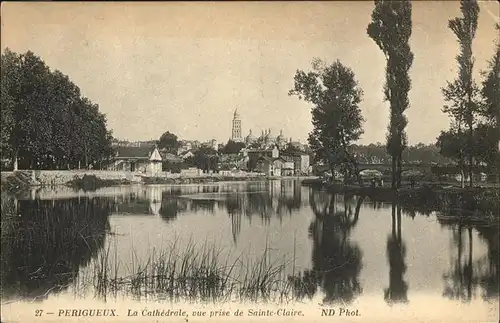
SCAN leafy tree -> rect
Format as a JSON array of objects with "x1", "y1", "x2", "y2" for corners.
[
  {"x1": 436, "y1": 130, "x2": 468, "y2": 164},
  {"x1": 158, "y1": 131, "x2": 180, "y2": 153},
  {"x1": 0, "y1": 48, "x2": 114, "y2": 170},
  {"x1": 441, "y1": 0, "x2": 481, "y2": 187},
  {"x1": 13, "y1": 51, "x2": 54, "y2": 169},
  {"x1": 367, "y1": 0, "x2": 414, "y2": 189},
  {"x1": 289, "y1": 58, "x2": 364, "y2": 183},
  {"x1": 220, "y1": 140, "x2": 245, "y2": 154},
  {"x1": 191, "y1": 147, "x2": 219, "y2": 171},
  {"x1": 0, "y1": 49, "x2": 18, "y2": 162},
  {"x1": 480, "y1": 23, "x2": 500, "y2": 181},
  {"x1": 437, "y1": 126, "x2": 495, "y2": 177}
]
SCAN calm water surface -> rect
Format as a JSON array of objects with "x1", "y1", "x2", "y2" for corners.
[{"x1": 1, "y1": 180, "x2": 498, "y2": 320}]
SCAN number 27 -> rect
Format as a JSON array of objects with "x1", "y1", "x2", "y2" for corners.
[{"x1": 35, "y1": 310, "x2": 43, "y2": 317}]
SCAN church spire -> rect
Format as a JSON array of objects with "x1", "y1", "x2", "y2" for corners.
[{"x1": 233, "y1": 109, "x2": 240, "y2": 119}]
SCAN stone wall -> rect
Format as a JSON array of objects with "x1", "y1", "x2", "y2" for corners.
[
  {"x1": 2, "y1": 169, "x2": 276, "y2": 188},
  {"x1": 6, "y1": 170, "x2": 135, "y2": 186}
]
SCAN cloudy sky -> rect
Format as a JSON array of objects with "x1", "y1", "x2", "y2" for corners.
[{"x1": 1, "y1": 1, "x2": 499, "y2": 145}]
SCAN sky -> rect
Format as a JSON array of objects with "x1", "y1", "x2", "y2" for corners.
[{"x1": 1, "y1": 1, "x2": 499, "y2": 145}]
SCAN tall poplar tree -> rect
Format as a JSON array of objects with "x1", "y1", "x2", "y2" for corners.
[
  {"x1": 442, "y1": 0, "x2": 481, "y2": 187},
  {"x1": 480, "y1": 23, "x2": 500, "y2": 182},
  {"x1": 367, "y1": 0, "x2": 414, "y2": 189}
]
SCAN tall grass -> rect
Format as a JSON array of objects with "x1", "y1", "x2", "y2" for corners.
[{"x1": 85, "y1": 238, "x2": 304, "y2": 304}]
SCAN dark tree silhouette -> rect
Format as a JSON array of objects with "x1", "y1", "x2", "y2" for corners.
[
  {"x1": 289, "y1": 59, "x2": 364, "y2": 183},
  {"x1": 367, "y1": 0, "x2": 414, "y2": 188},
  {"x1": 384, "y1": 205, "x2": 409, "y2": 304},
  {"x1": 289, "y1": 190, "x2": 364, "y2": 304},
  {"x1": 1, "y1": 197, "x2": 112, "y2": 301}
]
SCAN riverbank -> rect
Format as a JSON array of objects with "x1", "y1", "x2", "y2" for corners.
[
  {"x1": 303, "y1": 178, "x2": 499, "y2": 222},
  {"x1": 0, "y1": 170, "x2": 318, "y2": 194}
]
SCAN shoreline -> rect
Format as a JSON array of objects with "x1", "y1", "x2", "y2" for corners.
[
  {"x1": 0, "y1": 170, "x2": 318, "y2": 194},
  {"x1": 302, "y1": 178, "x2": 499, "y2": 223},
  {"x1": 2, "y1": 170, "x2": 498, "y2": 223}
]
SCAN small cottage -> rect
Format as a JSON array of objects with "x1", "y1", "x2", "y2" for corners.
[{"x1": 108, "y1": 145, "x2": 163, "y2": 175}]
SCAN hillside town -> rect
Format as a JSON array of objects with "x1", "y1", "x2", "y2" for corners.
[{"x1": 108, "y1": 109, "x2": 312, "y2": 177}]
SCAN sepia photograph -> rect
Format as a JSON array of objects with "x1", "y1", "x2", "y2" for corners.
[{"x1": 0, "y1": 1, "x2": 499, "y2": 322}]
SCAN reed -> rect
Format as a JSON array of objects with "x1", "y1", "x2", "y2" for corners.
[{"x1": 84, "y1": 239, "x2": 304, "y2": 304}]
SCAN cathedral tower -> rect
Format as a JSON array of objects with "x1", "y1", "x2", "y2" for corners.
[{"x1": 231, "y1": 109, "x2": 243, "y2": 142}]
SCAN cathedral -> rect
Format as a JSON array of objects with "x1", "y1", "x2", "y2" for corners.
[
  {"x1": 230, "y1": 109, "x2": 288, "y2": 150},
  {"x1": 245, "y1": 128, "x2": 288, "y2": 149}
]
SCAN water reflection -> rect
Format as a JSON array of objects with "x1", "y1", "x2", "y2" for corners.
[
  {"x1": 1, "y1": 196, "x2": 112, "y2": 301},
  {"x1": 475, "y1": 226, "x2": 499, "y2": 300},
  {"x1": 441, "y1": 222, "x2": 499, "y2": 302},
  {"x1": 153, "y1": 181, "x2": 306, "y2": 243},
  {"x1": 289, "y1": 190, "x2": 364, "y2": 305},
  {"x1": 1, "y1": 181, "x2": 498, "y2": 307},
  {"x1": 384, "y1": 205, "x2": 409, "y2": 304}
]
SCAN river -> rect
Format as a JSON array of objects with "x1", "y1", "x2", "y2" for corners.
[{"x1": 1, "y1": 179, "x2": 498, "y2": 322}]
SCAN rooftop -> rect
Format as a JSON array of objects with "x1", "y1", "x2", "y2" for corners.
[{"x1": 114, "y1": 145, "x2": 155, "y2": 159}]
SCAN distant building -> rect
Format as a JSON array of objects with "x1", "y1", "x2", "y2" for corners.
[
  {"x1": 245, "y1": 129, "x2": 287, "y2": 150},
  {"x1": 256, "y1": 156, "x2": 287, "y2": 176},
  {"x1": 218, "y1": 153, "x2": 248, "y2": 171},
  {"x1": 180, "y1": 167, "x2": 203, "y2": 177},
  {"x1": 177, "y1": 141, "x2": 192, "y2": 155},
  {"x1": 281, "y1": 150, "x2": 310, "y2": 175},
  {"x1": 179, "y1": 150, "x2": 195, "y2": 160},
  {"x1": 202, "y1": 139, "x2": 218, "y2": 151},
  {"x1": 243, "y1": 147, "x2": 280, "y2": 172},
  {"x1": 112, "y1": 139, "x2": 158, "y2": 148},
  {"x1": 177, "y1": 140, "x2": 203, "y2": 155},
  {"x1": 232, "y1": 109, "x2": 243, "y2": 142},
  {"x1": 108, "y1": 145, "x2": 162, "y2": 175},
  {"x1": 159, "y1": 150, "x2": 184, "y2": 164},
  {"x1": 282, "y1": 161, "x2": 295, "y2": 176}
]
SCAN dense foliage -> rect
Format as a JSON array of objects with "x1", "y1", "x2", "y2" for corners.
[
  {"x1": 158, "y1": 131, "x2": 180, "y2": 153},
  {"x1": 351, "y1": 143, "x2": 453, "y2": 165},
  {"x1": 1, "y1": 49, "x2": 113, "y2": 170},
  {"x1": 219, "y1": 140, "x2": 246, "y2": 154}
]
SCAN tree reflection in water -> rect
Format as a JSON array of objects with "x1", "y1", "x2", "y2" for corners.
[
  {"x1": 475, "y1": 225, "x2": 499, "y2": 300},
  {"x1": 384, "y1": 204, "x2": 409, "y2": 304},
  {"x1": 442, "y1": 223, "x2": 475, "y2": 301},
  {"x1": 0, "y1": 197, "x2": 112, "y2": 301},
  {"x1": 159, "y1": 198, "x2": 189, "y2": 223},
  {"x1": 442, "y1": 221, "x2": 499, "y2": 302},
  {"x1": 289, "y1": 189, "x2": 364, "y2": 305}
]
